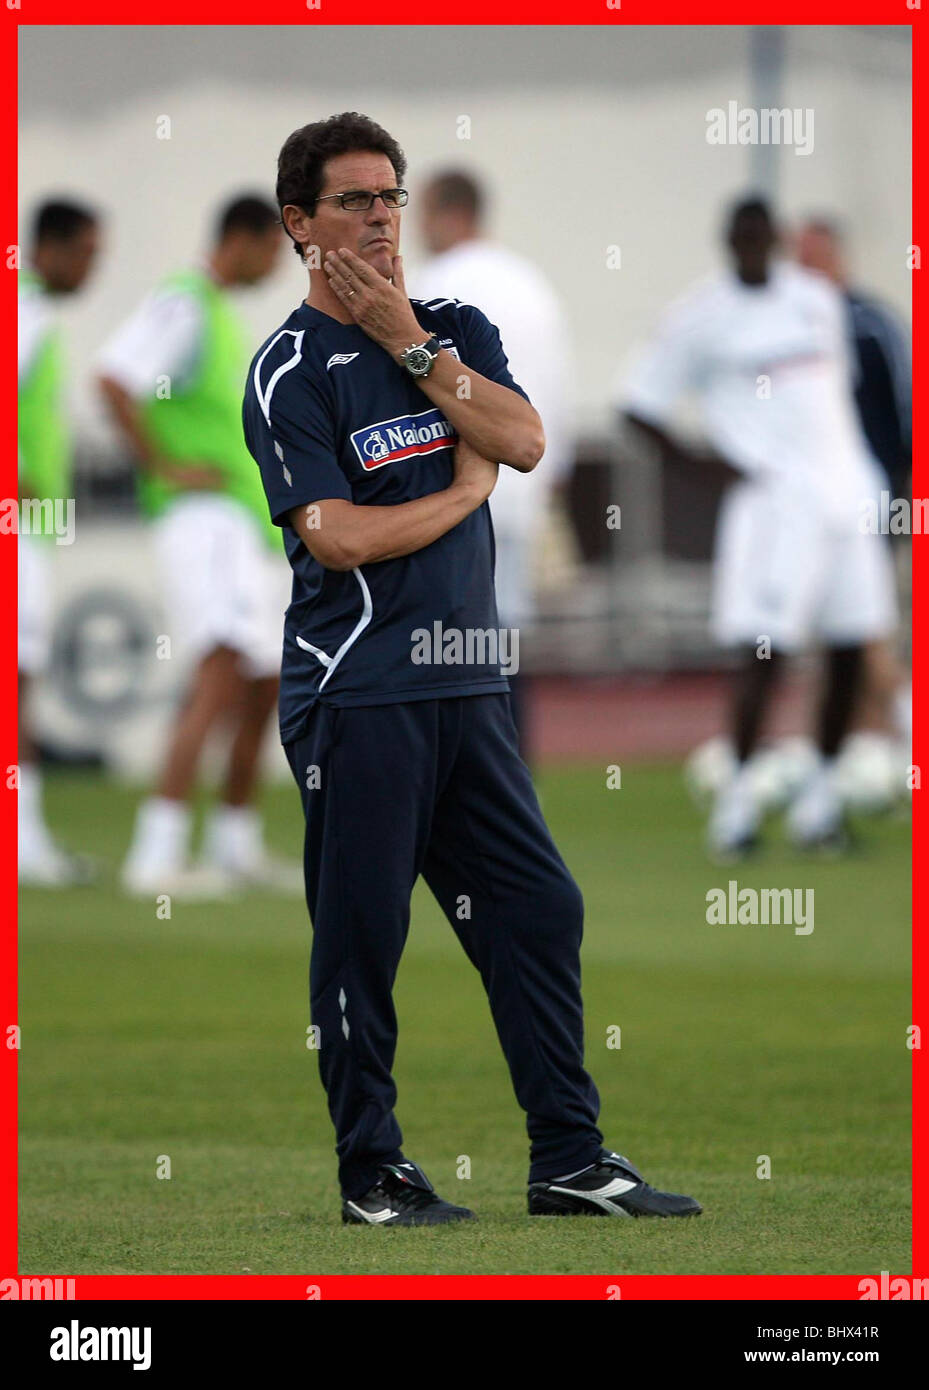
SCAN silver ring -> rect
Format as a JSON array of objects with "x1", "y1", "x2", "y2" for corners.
[{"x1": 347, "y1": 288, "x2": 356, "y2": 298}]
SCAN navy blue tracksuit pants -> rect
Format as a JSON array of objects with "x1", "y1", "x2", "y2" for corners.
[{"x1": 284, "y1": 691, "x2": 603, "y2": 1201}]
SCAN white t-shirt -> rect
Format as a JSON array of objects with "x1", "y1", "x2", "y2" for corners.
[
  {"x1": 619, "y1": 262, "x2": 881, "y2": 511},
  {"x1": 97, "y1": 279, "x2": 204, "y2": 399},
  {"x1": 18, "y1": 279, "x2": 52, "y2": 384},
  {"x1": 412, "y1": 239, "x2": 573, "y2": 538}
]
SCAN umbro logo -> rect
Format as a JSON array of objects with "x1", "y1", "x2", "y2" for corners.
[{"x1": 326, "y1": 352, "x2": 360, "y2": 370}]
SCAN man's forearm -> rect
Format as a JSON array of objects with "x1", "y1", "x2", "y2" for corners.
[
  {"x1": 623, "y1": 411, "x2": 683, "y2": 463},
  {"x1": 398, "y1": 350, "x2": 545, "y2": 473},
  {"x1": 98, "y1": 376, "x2": 226, "y2": 489},
  {"x1": 97, "y1": 376, "x2": 160, "y2": 471},
  {"x1": 624, "y1": 411, "x2": 742, "y2": 483},
  {"x1": 291, "y1": 482, "x2": 488, "y2": 572}
]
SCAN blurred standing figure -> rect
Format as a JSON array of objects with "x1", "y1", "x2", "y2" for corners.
[
  {"x1": 620, "y1": 198, "x2": 897, "y2": 858},
  {"x1": 97, "y1": 195, "x2": 297, "y2": 898},
  {"x1": 794, "y1": 218, "x2": 911, "y2": 498},
  {"x1": 794, "y1": 216, "x2": 911, "y2": 749},
  {"x1": 19, "y1": 199, "x2": 102, "y2": 886},
  {"x1": 413, "y1": 170, "x2": 573, "y2": 756}
]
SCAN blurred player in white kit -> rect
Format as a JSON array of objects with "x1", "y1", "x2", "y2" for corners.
[
  {"x1": 97, "y1": 196, "x2": 298, "y2": 898},
  {"x1": 620, "y1": 198, "x2": 897, "y2": 857},
  {"x1": 413, "y1": 170, "x2": 573, "y2": 755},
  {"x1": 794, "y1": 215, "x2": 911, "y2": 754}
]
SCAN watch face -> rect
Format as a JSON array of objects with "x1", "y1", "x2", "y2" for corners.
[{"x1": 405, "y1": 347, "x2": 431, "y2": 375}]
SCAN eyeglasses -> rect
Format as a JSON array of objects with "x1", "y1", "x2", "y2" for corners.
[{"x1": 314, "y1": 188, "x2": 409, "y2": 212}]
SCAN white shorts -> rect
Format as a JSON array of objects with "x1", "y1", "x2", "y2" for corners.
[
  {"x1": 153, "y1": 494, "x2": 290, "y2": 679},
  {"x1": 711, "y1": 479, "x2": 898, "y2": 653},
  {"x1": 18, "y1": 532, "x2": 52, "y2": 676}
]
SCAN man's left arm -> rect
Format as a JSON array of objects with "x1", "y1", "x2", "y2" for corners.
[{"x1": 324, "y1": 249, "x2": 545, "y2": 472}]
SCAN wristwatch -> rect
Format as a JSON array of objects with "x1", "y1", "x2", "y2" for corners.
[{"x1": 399, "y1": 335, "x2": 441, "y2": 378}]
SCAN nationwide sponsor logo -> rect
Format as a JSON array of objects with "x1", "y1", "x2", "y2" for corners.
[
  {"x1": 350, "y1": 408, "x2": 458, "y2": 471},
  {"x1": 438, "y1": 338, "x2": 461, "y2": 361},
  {"x1": 326, "y1": 352, "x2": 360, "y2": 370}
]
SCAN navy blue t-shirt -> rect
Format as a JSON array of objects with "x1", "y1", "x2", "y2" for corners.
[{"x1": 243, "y1": 295, "x2": 530, "y2": 742}]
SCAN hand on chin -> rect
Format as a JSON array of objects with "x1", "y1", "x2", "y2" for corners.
[{"x1": 364, "y1": 248, "x2": 394, "y2": 279}]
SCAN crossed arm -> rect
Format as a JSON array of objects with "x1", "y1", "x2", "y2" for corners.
[
  {"x1": 324, "y1": 248, "x2": 545, "y2": 474},
  {"x1": 290, "y1": 439, "x2": 498, "y2": 572},
  {"x1": 292, "y1": 249, "x2": 544, "y2": 571}
]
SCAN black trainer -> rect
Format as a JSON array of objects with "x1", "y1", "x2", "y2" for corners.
[
  {"x1": 528, "y1": 1148, "x2": 702, "y2": 1218},
  {"x1": 342, "y1": 1160, "x2": 476, "y2": 1226}
]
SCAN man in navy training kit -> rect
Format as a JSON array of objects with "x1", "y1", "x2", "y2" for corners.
[{"x1": 243, "y1": 112, "x2": 701, "y2": 1226}]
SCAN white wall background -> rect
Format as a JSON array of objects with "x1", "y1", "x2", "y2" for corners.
[{"x1": 19, "y1": 24, "x2": 910, "y2": 447}]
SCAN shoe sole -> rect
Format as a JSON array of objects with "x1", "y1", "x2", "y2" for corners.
[{"x1": 342, "y1": 1209, "x2": 476, "y2": 1227}]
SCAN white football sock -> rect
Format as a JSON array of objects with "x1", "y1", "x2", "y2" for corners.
[
  {"x1": 18, "y1": 762, "x2": 56, "y2": 863},
  {"x1": 202, "y1": 803, "x2": 263, "y2": 872},
  {"x1": 892, "y1": 682, "x2": 912, "y2": 747},
  {"x1": 786, "y1": 753, "x2": 842, "y2": 841},
  {"x1": 708, "y1": 762, "x2": 761, "y2": 852},
  {"x1": 123, "y1": 797, "x2": 191, "y2": 876}
]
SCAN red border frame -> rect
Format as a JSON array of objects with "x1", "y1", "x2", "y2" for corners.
[{"x1": 2, "y1": 3, "x2": 922, "y2": 1301}]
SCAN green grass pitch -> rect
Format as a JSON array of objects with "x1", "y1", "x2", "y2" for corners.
[{"x1": 18, "y1": 764, "x2": 911, "y2": 1275}]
